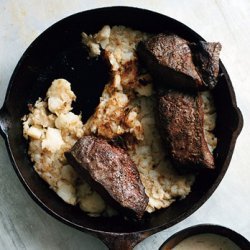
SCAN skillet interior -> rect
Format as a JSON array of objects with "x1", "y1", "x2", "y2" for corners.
[{"x1": 2, "y1": 7, "x2": 242, "y2": 234}]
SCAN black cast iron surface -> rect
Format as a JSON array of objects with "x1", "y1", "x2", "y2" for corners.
[{"x1": 0, "y1": 6, "x2": 243, "y2": 250}]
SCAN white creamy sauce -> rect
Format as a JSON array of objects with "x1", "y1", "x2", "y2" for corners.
[{"x1": 172, "y1": 233, "x2": 241, "y2": 250}]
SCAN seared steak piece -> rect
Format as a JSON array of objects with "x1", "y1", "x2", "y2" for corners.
[
  {"x1": 137, "y1": 33, "x2": 221, "y2": 90},
  {"x1": 158, "y1": 90, "x2": 214, "y2": 171},
  {"x1": 65, "y1": 136, "x2": 148, "y2": 219},
  {"x1": 190, "y1": 41, "x2": 221, "y2": 89}
]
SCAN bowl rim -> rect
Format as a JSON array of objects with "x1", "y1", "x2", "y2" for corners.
[{"x1": 159, "y1": 223, "x2": 250, "y2": 249}]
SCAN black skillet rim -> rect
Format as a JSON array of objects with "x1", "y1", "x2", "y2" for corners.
[{"x1": 0, "y1": 6, "x2": 243, "y2": 237}]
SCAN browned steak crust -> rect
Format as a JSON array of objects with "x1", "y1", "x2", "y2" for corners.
[
  {"x1": 65, "y1": 136, "x2": 148, "y2": 219},
  {"x1": 137, "y1": 33, "x2": 221, "y2": 90},
  {"x1": 190, "y1": 41, "x2": 221, "y2": 89},
  {"x1": 158, "y1": 90, "x2": 214, "y2": 171}
]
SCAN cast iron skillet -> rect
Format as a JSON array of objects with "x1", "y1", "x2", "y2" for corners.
[
  {"x1": 0, "y1": 6, "x2": 243, "y2": 250},
  {"x1": 159, "y1": 224, "x2": 250, "y2": 249}
]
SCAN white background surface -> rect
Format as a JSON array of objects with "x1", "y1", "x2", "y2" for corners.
[{"x1": 0, "y1": 0, "x2": 250, "y2": 249}]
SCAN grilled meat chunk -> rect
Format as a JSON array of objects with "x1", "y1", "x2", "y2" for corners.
[
  {"x1": 137, "y1": 33, "x2": 221, "y2": 90},
  {"x1": 158, "y1": 90, "x2": 214, "y2": 171},
  {"x1": 190, "y1": 41, "x2": 221, "y2": 89},
  {"x1": 65, "y1": 136, "x2": 148, "y2": 219}
]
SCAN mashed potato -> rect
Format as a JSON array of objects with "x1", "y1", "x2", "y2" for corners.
[
  {"x1": 22, "y1": 79, "x2": 107, "y2": 216},
  {"x1": 23, "y1": 26, "x2": 217, "y2": 216}
]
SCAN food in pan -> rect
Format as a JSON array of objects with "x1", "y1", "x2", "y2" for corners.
[
  {"x1": 22, "y1": 25, "x2": 218, "y2": 217},
  {"x1": 66, "y1": 135, "x2": 148, "y2": 219},
  {"x1": 137, "y1": 33, "x2": 221, "y2": 90},
  {"x1": 137, "y1": 33, "x2": 219, "y2": 172},
  {"x1": 22, "y1": 79, "x2": 109, "y2": 216},
  {"x1": 82, "y1": 26, "x2": 196, "y2": 213},
  {"x1": 22, "y1": 79, "x2": 82, "y2": 206},
  {"x1": 158, "y1": 89, "x2": 216, "y2": 172}
]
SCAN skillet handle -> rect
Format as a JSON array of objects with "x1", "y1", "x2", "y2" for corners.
[
  {"x1": 96, "y1": 231, "x2": 152, "y2": 250},
  {"x1": 0, "y1": 105, "x2": 9, "y2": 139},
  {"x1": 231, "y1": 106, "x2": 243, "y2": 137}
]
